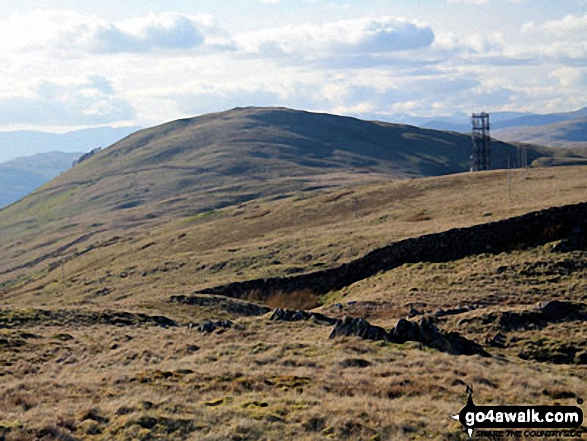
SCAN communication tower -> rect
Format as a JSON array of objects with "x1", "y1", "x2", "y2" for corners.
[{"x1": 471, "y1": 112, "x2": 490, "y2": 171}]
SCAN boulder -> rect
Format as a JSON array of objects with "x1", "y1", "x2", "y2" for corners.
[{"x1": 329, "y1": 316, "x2": 389, "y2": 341}]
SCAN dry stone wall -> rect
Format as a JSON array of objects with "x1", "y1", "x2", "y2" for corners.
[{"x1": 197, "y1": 202, "x2": 587, "y2": 301}]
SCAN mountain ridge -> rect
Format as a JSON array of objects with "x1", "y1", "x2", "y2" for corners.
[
  {"x1": 493, "y1": 115, "x2": 587, "y2": 149},
  {"x1": 0, "y1": 107, "x2": 559, "y2": 231}
]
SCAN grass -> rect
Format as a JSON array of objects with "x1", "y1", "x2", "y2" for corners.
[
  {"x1": 0, "y1": 109, "x2": 586, "y2": 438},
  {"x1": 0, "y1": 308, "x2": 585, "y2": 440},
  {"x1": 2, "y1": 165, "x2": 586, "y2": 309}
]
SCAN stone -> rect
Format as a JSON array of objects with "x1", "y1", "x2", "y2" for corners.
[
  {"x1": 391, "y1": 318, "x2": 418, "y2": 343},
  {"x1": 329, "y1": 316, "x2": 389, "y2": 341}
]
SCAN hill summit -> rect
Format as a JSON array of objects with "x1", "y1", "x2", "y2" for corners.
[
  {"x1": 1, "y1": 107, "x2": 555, "y2": 227},
  {"x1": 1, "y1": 106, "x2": 580, "y2": 293}
]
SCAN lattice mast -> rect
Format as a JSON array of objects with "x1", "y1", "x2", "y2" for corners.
[{"x1": 471, "y1": 112, "x2": 490, "y2": 171}]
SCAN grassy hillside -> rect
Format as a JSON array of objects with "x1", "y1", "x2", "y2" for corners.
[
  {"x1": 0, "y1": 165, "x2": 585, "y2": 440},
  {"x1": 1, "y1": 107, "x2": 586, "y2": 440},
  {"x1": 1, "y1": 164, "x2": 586, "y2": 307},
  {"x1": 0, "y1": 107, "x2": 561, "y2": 228},
  {"x1": 0, "y1": 107, "x2": 571, "y2": 275}
]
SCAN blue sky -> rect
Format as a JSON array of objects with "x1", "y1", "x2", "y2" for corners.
[{"x1": 0, "y1": 0, "x2": 585, "y2": 132}]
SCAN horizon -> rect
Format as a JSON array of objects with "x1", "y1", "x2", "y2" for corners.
[
  {"x1": 0, "y1": 103, "x2": 585, "y2": 163},
  {"x1": 0, "y1": 1, "x2": 585, "y2": 137}
]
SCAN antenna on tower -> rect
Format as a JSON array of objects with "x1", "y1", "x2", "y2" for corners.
[{"x1": 470, "y1": 112, "x2": 490, "y2": 172}]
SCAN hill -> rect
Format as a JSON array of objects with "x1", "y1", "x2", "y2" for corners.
[
  {"x1": 494, "y1": 115, "x2": 587, "y2": 149},
  {"x1": 0, "y1": 107, "x2": 573, "y2": 232},
  {"x1": 0, "y1": 164, "x2": 586, "y2": 440},
  {"x1": 0, "y1": 126, "x2": 140, "y2": 163},
  {"x1": 404, "y1": 107, "x2": 587, "y2": 136},
  {"x1": 1, "y1": 107, "x2": 580, "y2": 292},
  {"x1": 0, "y1": 152, "x2": 82, "y2": 208},
  {"x1": 0, "y1": 107, "x2": 586, "y2": 440}
]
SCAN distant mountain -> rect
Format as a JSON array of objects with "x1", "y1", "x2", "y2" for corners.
[
  {"x1": 396, "y1": 108, "x2": 587, "y2": 144},
  {"x1": 0, "y1": 151, "x2": 82, "y2": 208},
  {"x1": 384, "y1": 111, "x2": 539, "y2": 134},
  {"x1": 493, "y1": 108, "x2": 587, "y2": 130},
  {"x1": 493, "y1": 116, "x2": 587, "y2": 149},
  {"x1": 0, "y1": 126, "x2": 140, "y2": 163}
]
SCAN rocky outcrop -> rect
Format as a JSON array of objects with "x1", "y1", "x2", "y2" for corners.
[
  {"x1": 195, "y1": 202, "x2": 587, "y2": 302},
  {"x1": 269, "y1": 307, "x2": 489, "y2": 356},
  {"x1": 329, "y1": 314, "x2": 490, "y2": 357},
  {"x1": 270, "y1": 308, "x2": 338, "y2": 325},
  {"x1": 329, "y1": 317, "x2": 390, "y2": 341},
  {"x1": 188, "y1": 319, "x2": 235, "y2": 333}
]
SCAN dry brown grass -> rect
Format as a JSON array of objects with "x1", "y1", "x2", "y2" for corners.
[
  {"x1": 2, "y1": 165, "x2": 586, "y2": 309},
  {"x1": 1, "y1": 166, "x2": 586, "y2": 439},
  {"x1": 1, "y1": 310, "x2": 585, "y2": 440},
  {"x1": 264, "y1": 290, "x2": 321, "y2": 310}
]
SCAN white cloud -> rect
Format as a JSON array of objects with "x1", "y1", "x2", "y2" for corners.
[
  {"x1": 237, "y1": 16, "x2": 434, "y2": 59},
  {"x1": 542, "y1": 13, "x2": 587, "y2": 36},
  {"x1": 551, "y1": 67, "x2": 587, "y2": 87},
  {"x1": 58, "y1": 13, "x2": 210, "y2": 53},
  {"x1": 0, "y1": 5, "x2": 585, "y2": 131},
  {"x1": 433, "y1": 31, "x2": 504, "y2": 54},
  {"x1": 0, "y1": 11, "x2": 230, "y2": 55},
  {"x1": 446, "y1": 0, "x2": 489, "y2": 4},
  {"x1": 0, "y1": 76, "x2": 135, "y2": 126},
  {"x1": 517, "y1": 13, "x2": 587, "y2": 61}
]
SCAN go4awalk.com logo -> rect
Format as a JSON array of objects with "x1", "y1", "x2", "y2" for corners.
[{"x1": 452, "y1": 386, "x2": 584, "y2": 438}]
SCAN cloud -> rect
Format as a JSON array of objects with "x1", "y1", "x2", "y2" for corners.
[
  {"x1": 58, "y1": 13, "x2": 209, "y2": 53},
  {"x1": 446, "y1": 0, "x2": 489, "y2": 4},
  {"x1": 517, "y1": 14, "x2": 587, "y2": 61},
  {"x1": 551, "y1": 67, "x2": 587, "y2": 87},
  {"x1": 237, "y1": 17, "x2": 435, "y2": 59},
  {"x1": 0, "y1": 76, "x2": 135, "y2": 126},
  {"x1": 541, "y1": 13, "x2": 587, "y2": 36},
  {"x1": 0, "y1": 11, "x2": 230, "y2": 55},
  {"x1": 337, "y1": 19, "x2": 434, "y2": 53}
]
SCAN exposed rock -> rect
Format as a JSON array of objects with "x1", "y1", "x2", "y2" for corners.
[
  {"x1": 441, "y1": 332, "x2": 490, "y2": 357},
  {"x1": 270, "y1": 308, "x2": 311, "y2": 322},
  {"x1": 329, "y1": 314, "x2": 489, "y2": 357},
  {"x1": 189, "y1": 319, "x2": 234, "y2": 333},
  {"x1": 329, "y1": 316, "x2": 389, "y2": 341},
  {"x1": 408, "y1": 307, "x2": 423, "y2": 318},
  {"x1": 487, "y1": 332, "x2": 507, "y2": 349},
  {"x1": 270, "y1": 308, "x2": 338, "y2": 325},
  {"x1": 391, "y1": 318, "x2": 419, "y2": 343}
]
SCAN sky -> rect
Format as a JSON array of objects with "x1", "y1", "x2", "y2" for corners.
[{"x1": 0, "y1": 0, "x2": 586, "y2": 133}]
